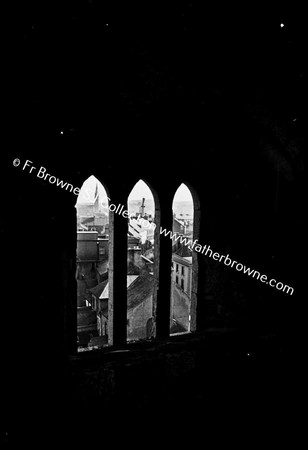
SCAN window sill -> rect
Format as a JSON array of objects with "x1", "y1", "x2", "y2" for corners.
[{"x1": 69, "y1": 328, "x2": 241, "y2": 365}]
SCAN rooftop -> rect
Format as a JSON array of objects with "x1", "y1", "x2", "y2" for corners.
[
  {"x1": 89, "y1": 279, "x2": 109, "y2": 299},
  {"x1": 174, "y1": 244, "x2": 193, "y2": 258},
  {"x1": 172, "y1": 253, "x2": 192, "y2": 267},
  {"x1": 127, "y1": 273, "x2": 154, "y2": 310},
  {"x1": 92, "y1": 275, "x2": 139, "y2": 300}
]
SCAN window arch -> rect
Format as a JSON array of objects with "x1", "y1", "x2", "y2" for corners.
[
  {"x1": 170, "y1": 183, "x2": 200, "y2": 335},
  {"x1": 75, "y1": 175, "x2": 112, "y2": 352},
  {"x1": 127, "y1": 179, "x2": 160, "y2": 342}
]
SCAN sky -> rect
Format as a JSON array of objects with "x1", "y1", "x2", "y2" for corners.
[
  {"x1": 77, "y1": 177, "x2": 193, "y2": 205},
  {"x1": 76, "y1": 175, "x2": 107, "y2": 204},
  {"x1": 173, "y1": 183, "x2": 193, "y2": 203},
  {"x1": 77, "y1": 177, "x2": 154, "y2": 204},
  {"x1": 128, "y1": 180, "x2": 153, "y2": 201}
]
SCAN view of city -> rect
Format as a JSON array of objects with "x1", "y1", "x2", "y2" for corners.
[{"x1": 76, "y1": 177, "x2": 194, "y2": 352}]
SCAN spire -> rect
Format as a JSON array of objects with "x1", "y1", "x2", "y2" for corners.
[{"x1": 94, "y1": 183, "x2": 100, "y2": 212}]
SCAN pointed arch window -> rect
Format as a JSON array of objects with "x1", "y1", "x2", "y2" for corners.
[
  {"x1": 72, "y1": 176, "x2": 201, "y2": 355},
  {"x1": 75, "y1": 175, "x2": 112, "y2": 352},
  {"x1": 127, "y1": 180, "x2": 160, "y2": 342},
  {"x1": 170, "y1": 183, "x2": 199, "y2": 335}
]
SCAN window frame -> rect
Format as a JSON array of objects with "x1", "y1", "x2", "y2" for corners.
[{"x1": 71, "y1": 177, "x2": 201, "y2": 356}]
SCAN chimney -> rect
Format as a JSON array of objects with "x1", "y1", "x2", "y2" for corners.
[{"x1": 127, "y1": 248, "x2": 142, "y2": 268}]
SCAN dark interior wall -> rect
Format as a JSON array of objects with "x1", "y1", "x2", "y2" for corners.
[{"x1": 2, "y1": 1, "x2": 304, "y2": 445}]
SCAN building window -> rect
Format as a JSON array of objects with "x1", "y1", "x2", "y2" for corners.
[
  {"x1": 181, "y1": 279, "x2": 184, "y2": 290},
  {"x1": 181, "y1": 266, "x2": 185, "y2": 276},
  {"x1": 176, "y1": 276, "x2": 179, "y2": 285},
  {"x1": 176, "y1": 264, "x2": 179, "y2": 273},
  {"x1": 76, "y1": 175, "x2": 112, "y2": 352}
]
